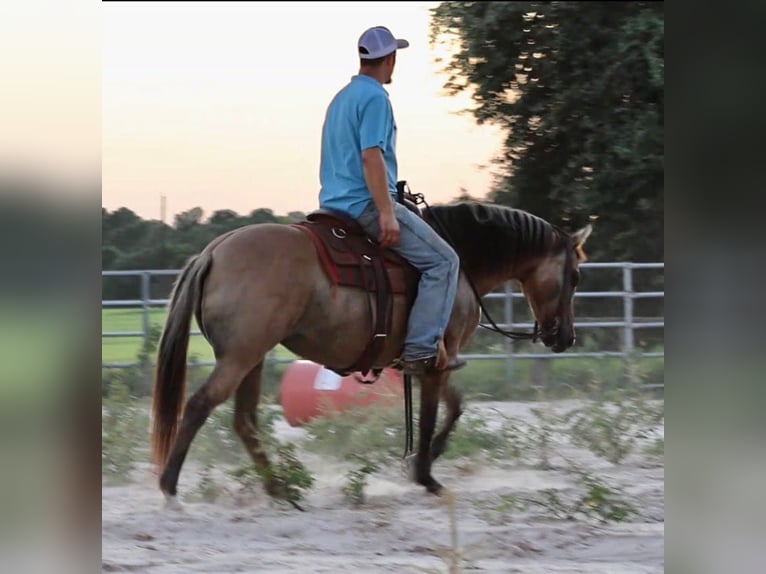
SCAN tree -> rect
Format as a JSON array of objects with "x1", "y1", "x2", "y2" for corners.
[
  {"x1": 174, "y1": 207, "x2": 204, "y2": 231},
  {"x1": 247, "y1": 208, "x2": 279, "y2": 224},
  {"x1": 430, "y1": 1, "x2": 664, "y2": 263}
]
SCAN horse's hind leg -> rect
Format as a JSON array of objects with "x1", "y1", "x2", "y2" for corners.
[
  {"x1": 232, "y1": 362, "x2": 283, "y2": 498},
  {"x1": 430, "y1": 382, "x2": 464, "y2": 462},
  {"x1": 159, "y1": 359, "x2": 249, "y2": 505}
]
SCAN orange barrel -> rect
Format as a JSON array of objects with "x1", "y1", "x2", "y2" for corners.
[{"x1": 279, "y1": 360, "x2": 404, "y2": 427}]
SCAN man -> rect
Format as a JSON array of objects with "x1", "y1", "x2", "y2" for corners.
[{"x1": 318, "y1": 25, "x2": 465, "y2": 376}]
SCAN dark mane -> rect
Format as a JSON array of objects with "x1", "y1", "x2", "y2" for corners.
[{"x1": 423, "y1": 202, "x2": 566, "y2": 276}]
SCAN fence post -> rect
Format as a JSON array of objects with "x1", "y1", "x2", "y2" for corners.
[
  {"x1": 141, "y1": 271, "x2": 151, "y2": 349},
  {"x1": 622, "y1": 263, "x2": 637, "y2": 383},
  {"x1": 504, "y1": 281, "x2": 514, "y2": 382}
]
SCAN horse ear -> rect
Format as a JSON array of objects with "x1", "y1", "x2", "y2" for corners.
[
  {"x1": 571, "y1": 223, "x2": 593, "y2": 249},
  {"x1": 570, "y1": 224, "x2": 593, "y2": 263}
]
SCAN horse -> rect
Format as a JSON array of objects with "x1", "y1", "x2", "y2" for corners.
[{"x1": 150, "y1": 200, "x2": 592, "y2": 507}]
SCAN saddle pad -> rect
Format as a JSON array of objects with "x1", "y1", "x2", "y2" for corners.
[{"x1": 292, "y1": 221, "x2": 416, "y2": 295}]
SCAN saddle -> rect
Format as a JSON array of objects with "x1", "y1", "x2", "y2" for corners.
[{"x1": 291, "y1": 208, "x2": 420, "y2": 377}]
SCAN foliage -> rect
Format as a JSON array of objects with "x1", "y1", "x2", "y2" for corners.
[
  {"x1": 302, "y1": 399, "x2": 524, "y2": 467},
  {"x1": 533, "y1": 469, "x2": 638, "y2": 523},
  {"x1": 342, "y1": 454, "x2": 380, "y2": 507},
  {"x1": 102, "y1": 206, "x2": 305, "y2": 300},
  {"x1": 564, "y1": 384, "x2": 664, "y2": 464},
  {"x1": 252, "y1": 443, "x2": 315, "y2": 506},
  {"x1": 101, "y1": 375, "x2": 148, "y2": 483},
  {"x1": 440, "y1": 410, "x2": 519, "y2": 461},
  {"x1": 194, "y1": 463, "x2": 222, "y2": 502},
  {"x1": 477, "y1": 470, "x2": 637, "y2": 525},
  {"x1": 575, "y1": 471, "x2": 637, "y2": 523},
  {"x1": 301, "y1": 402, "x2": 408, "y2": 463},
  {"x1": 429, "y1": 1, "x2": 664, "y2": 265}
]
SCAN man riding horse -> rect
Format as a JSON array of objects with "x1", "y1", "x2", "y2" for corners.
[{"x1": 318, "y1": 25, "x2": 466, "y2": 377}]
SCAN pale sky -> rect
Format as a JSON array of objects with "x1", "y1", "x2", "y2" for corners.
[{"x1": 102, "y1": 1, "x2": 505, "y2": 222}]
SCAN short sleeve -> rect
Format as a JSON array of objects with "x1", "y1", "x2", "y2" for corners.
[{"x1": 359, "y1": 93, "x2": 392, "y2": 152}]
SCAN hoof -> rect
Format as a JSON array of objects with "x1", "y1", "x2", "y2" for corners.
[
  {"x1": 425, "y1": 481, "x2": 444, "y2": 496},
  {"x1": 264, "y1": 479, "x2": 305, "y2": 511},
  {"x1": 416, "y1": 474, "x2": 444, "y2": 496},
  {"x1": 163, "y1": 494, "x2": 184, "y2": 512}
]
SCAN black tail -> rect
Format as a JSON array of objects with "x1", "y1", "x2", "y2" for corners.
[{"x1": 150, "y1": 252, "x2": 212, "y2": 467}]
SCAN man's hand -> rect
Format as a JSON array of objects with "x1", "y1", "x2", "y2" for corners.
[{"x1": 378, "y1": 209, "x2": 400, "y2": 247}]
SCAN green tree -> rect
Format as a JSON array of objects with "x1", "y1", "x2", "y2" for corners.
[
  {"x1": 207, "y1": 209, "x2": 243, "y2": 228},
  {"x1": 430, "y1": 1, "x2": 663, "y2": 263},
  {"x1": 246, "y1": 208, "x2": 279, "y2": 224},
  {"x1": 173, "y1": 207, "x2": 204, "y2": 231}
]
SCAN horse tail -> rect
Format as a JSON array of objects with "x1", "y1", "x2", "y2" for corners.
[{"x1": 150, "y1": 251, "x2": 212, "y2": 467}]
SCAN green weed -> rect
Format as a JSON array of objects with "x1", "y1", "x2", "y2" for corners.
[
  {"x1": 565, "y1": 385, "x2": 664, "y2": 464},
  {"x1": 342, "y1": 454, "x2": 380, "y2": 507},
  {"x1": 101, "y1": 375, "x2": 148, "y2": 483}
]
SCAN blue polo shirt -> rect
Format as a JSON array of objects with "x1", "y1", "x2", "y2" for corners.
[{"x1": 319, "y1": 74, "x2": 399, "y2": 218}]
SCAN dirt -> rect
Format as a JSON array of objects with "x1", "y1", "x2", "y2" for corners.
[{"x1": 102, "y1": 401, "x2": 664, "y2": 573}]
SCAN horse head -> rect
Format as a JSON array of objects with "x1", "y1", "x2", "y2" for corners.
[{"x1": 520, "y1": 223, "x2": 592, "y2": 353}]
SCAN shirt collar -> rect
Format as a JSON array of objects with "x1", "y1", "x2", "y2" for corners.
[{"x1": 351, "y1": 74, "x2": 388, "y2": 95}]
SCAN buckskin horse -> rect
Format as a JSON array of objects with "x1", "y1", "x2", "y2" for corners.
[{"x1": 150, "y1": 199, "x2": 592, "y2": 508}]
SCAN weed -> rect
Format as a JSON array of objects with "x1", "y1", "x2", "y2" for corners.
[
  {"x1": 576, "y1": 472, "x2": 637, "y2": 523},
  {"x1": 301, "y1": 402, "x2": 406, "y2": 463},
  {"x1": 225, "y1": 402, "x2": 315, "y2": 504},
  {"x1": 565, "y1": 386, "x2": 664, "y2": 464},
  {"x1": 102, "y1": 375, "x2": 148, "y2": 483},
  {"x1": 474, "y1": 493, "x2": 523, "y2": 526},
  {"x1": 524, "y1": 471, "x2": 637, "y2": 524},
  {"x1": 342, "y1": 454, "x2": 380, "y2": 507},
  {"x1": 194, "y1": 463, "x2": 223, "y2": 502},
  {"x1": 255, "y1": 442, "x2": 315, "y2": 506},
  {"x1": 227, "y1": 463, "x2": 262, "y2": 494},
  {"x1": 440, "y1": 412, "x2": 513, "y2": 461},
  {"x1": 526, "y1": 406, "x2": 565, "y2": 470}
]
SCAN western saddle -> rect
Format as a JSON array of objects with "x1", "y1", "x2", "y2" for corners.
[{"x1": 291, "y1": 205, "x2": 421, "y2": 378}]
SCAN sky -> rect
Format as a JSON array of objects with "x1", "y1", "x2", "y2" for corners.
[{"x1": 102, "y1": 1, "x2": 506, "y2": 222}]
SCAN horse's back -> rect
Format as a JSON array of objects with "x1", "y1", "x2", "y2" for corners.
[
  {"x1": 206, "y1": 222, "x2": 316, "y2": 274},
  {"x1": 199, "y1": 223, "x2": 325, "y2": 341}
]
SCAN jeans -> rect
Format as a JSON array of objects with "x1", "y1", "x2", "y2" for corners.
[{"x1": 356, "y1": 201, "x2": 460, "y2": 361}]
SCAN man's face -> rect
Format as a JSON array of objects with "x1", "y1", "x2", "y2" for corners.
[{"x1": 384, "y1": 51, "x2": 397, "y2": 84}]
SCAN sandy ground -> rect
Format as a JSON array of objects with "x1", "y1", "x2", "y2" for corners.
[{"x1": 102, "y1": 401, "x2": 664, "y2": 573}]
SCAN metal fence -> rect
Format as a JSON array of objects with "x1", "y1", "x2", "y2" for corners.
[{"x1": 103, "y1": 262, "x2": 664, "y2": 382}]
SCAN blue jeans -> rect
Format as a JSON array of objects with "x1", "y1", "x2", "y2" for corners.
[{"x1": 357, "y1": 201, "x2": 460, "y2": 361}]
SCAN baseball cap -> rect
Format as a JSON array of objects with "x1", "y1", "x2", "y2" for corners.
[{"x1": 358, "y1": 26, "x2": 409, "y2": 60}]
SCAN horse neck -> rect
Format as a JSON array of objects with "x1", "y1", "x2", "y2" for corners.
[
  {"x1": 429, "y1": 202, "x2": 565, "y2": 296},
  {"x1": 465, "y1": 252, "x2": 541, "y2": 297}
]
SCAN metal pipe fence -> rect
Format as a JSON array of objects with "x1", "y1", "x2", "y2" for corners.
[{"x1": 102, "y1": 262, "x2": 663, "y2": 383}]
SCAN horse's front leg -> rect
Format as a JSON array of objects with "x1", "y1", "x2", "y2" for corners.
[
  {"x1": 414, "y1": 372, "x2": 447, "y2": 495},
  {"x1": 431, "y1": 380, "x2": 463, "y2": 462}
]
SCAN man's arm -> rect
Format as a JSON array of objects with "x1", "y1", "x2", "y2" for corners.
[{"x1": 362, "y1": 146, "x2": 399, "y2": 247}]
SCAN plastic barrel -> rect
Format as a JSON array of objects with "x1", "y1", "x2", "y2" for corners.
[{"x1": 279, "y1": 360, "x2": 404, "y2": 427}]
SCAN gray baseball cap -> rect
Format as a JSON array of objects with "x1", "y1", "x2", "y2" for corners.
[{"x1": 358, "y1": 26, "x2": 409, "y2": 59}]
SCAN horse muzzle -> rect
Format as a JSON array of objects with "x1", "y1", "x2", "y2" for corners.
[{"x1": 539, "y1": 318, "x2": 574, "y2": 353}]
